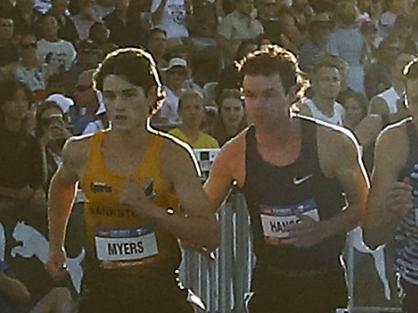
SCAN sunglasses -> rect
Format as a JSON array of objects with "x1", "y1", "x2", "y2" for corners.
[
  {"x1": 21, "y1": 42, "x2": 37, "y2": 49},
  {"x1": 75, "y1": 85, "x2": 92, "y2": 92}
]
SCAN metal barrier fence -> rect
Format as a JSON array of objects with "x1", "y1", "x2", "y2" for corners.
[{"x1": 182, "y1": 191, "x2": 403, "y2": 313}]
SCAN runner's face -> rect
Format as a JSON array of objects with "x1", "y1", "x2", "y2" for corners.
[
  {"x1": 242, "y1": 73, "x2": 290, "y2": 126},
  {"x1": 102, "y1": 74, "x2": 151, "y2": 132}
]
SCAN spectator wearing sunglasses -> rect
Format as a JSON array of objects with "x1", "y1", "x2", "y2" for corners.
[{"x1": 68, "y1": 69, "x2": 101, "y2": 135}]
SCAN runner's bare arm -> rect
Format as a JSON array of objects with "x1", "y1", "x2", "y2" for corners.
[
  {"x1": 363, "y1": 126, "x2": 412, "y2": 248},
  {"x1": 320, "y1": 129, "x2": 369, "y2": 238},
  {"x1": 204, "y1": 134, "x2": 245, "y2": 210},
  {"x1": 47, "y1": 137, "x2": 87, "y2": 278}
]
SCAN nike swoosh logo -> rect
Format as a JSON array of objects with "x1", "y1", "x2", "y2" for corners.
[{"x1": 293, "y1": 174, "x2": 313, "y2": 185}]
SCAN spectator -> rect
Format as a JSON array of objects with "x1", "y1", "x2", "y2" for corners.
[
  {"x1": 360, "y1": 21, "x2": 379, "y2": 62},
  {"x1": 278, "y1": 0, "x2": 313, "y2": 49},
  {"x1": 256, "y1": 0, "x2": 284, "y2": 45},
  {"x1": 369, "y1": 50, "x2": 415, "y2": 117},
  {"x1": 328, "y1": 1, "x2": 368, "y2": 94},
  {"x1": 169, "y1": 89, "x2": 219, "y2": 148},
  {"x1": 62, "y1": 39, "x2": 103, "y2": 94},
  {"x1": 216, "y1": 39, "x2": 258, "y2": 100},
  {"x1": 189, "y1": 0, "x2": 219, "y2": 48},
  {"x1": 379, "y1": 0, "x2": 408, "y2": 36},
  {"x1": 150, "y1": 0, "x2": 191, "y2": 40},
  {"x1": 46, "y1": 0, "x2": 79, "y2": 43},
  {"x1": 388, "y1": 14, "x2": 417, "y2": 55},
  {"x1": 68, "y1": 68, "x2": 100, "y2": 134},
  {"x1": 70, "y1": 0, "x2": 101, "y2": 40},
  {"x1": 0, "y1": 80, "x2": 44, "y2": 204},
  {"x1": 36, "y1": 14, "x2": 77, "y2": 72},
  {"x1": 364, "y1": 36, "x2": 400, "y2": 99},
  {"x1": 299, "y1": 12, "x2": 331, "y2": 73},
  {"x1": 299, "y1": 60, "x2": 345, "y2": 126},
  {"x1": 35, "y1": 100, "x2": 71, "y2": 189},
  {"x1": 82, "y1": 98, "x2": 108, "y2": 135},
  {"x1": 217, "y1": 0, "x2": 264, "y2": 63},
  {"x1": 213, "y1": 88, "x2": 247, "y2": 146},
  {"x1": 104, "y1": 0, "x2": 148, "y2": 47},
  {"x1": 342, "y1": 91, "x2": 368, "y2": 130},
  {"x1": 0, "y1": 14, "x2": 18, "y2": 67},
  {"x1": 92, "y1": 0, "x2": 114, "y2": 20},
  {"x1": 145, "y1": 27, "x2": 167, "y2": 69},
  {"x1": 0, "y1": 31, "x2": 48, "y2": 100},
  {"x1": 88, "y1": 21, "x2": 116, "y2": 55},
  {"x1": 12, "y1": 0, "x2": 40, "y2": 35},
  {"x1": 154, "y1": 57, "x2": 190, "y2": 127}
]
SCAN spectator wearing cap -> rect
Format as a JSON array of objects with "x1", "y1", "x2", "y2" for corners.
[
  {"x1": 217, "y1": 0, "x2": 264, "y2": 64},
  {"x1": 0, "y1": 14, "x2": 18, "y2": 67},
  {"x1": 169, "y1": 89, "x2": 219, "y2": 148},
  {"x1": 153, "y1": 57, "x2": 189, "y2": 127},
  {"x1": 299, "y1": 12, "x2": 331, "y2": 73}
]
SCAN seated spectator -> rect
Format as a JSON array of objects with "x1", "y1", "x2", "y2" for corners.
[
  {"x1": 0, "y1": 14, "x2": 19, "y2": 67},
  {"x1": 217, "y1": 0, "x2": 264, "y2": 63},
  {"x1": 278, "y1": 0, "x2": 314, "y2": 50},
  {"x1": 12, "y1": 0, "x2": 40, "y2": 35},
  {"x1": 189, "y1": 0, "x2": 219, "y2": 48},
  {"x1": 150, "y1": 0, "x2": 191, "y2": 40},
  {"x1": 62, "y1": 39, "x2": 103, "y2": 94},
  {"x1": 145, "y1": 27, "x2": 167, "y2": 69},
  {"x1": 299, "y1": 12, "x2": 331, "y2": 73},
  {"x1": 36, "y1": 15, "x2": 77, "y2": 73},
  {"x1": 169, "y1": 89, "x2": 219, "y2": 148},
  {"x1": 216, "y1": 39, "x2": 258, "y2": 100},
  {"x1": 342, "y1": 91, "x2": 368, "y2": 131},
  {"x1": 0, "y1": 80, "x2": 44, "y2": 205},
  {"x1": 46, "y1": 0, "x2": 79, "y2": 43},
  {"x1": 104, "y1": 0, "x2": 148, "y2": 47},
  {"x1": 88, "y1": 22, "x2": 117, "y2": 55},
  {"x1": 68, "y1": 68, "x2": 100, "y2": 134},
  {"x1": 0, "y1": 31, "x2": 48, "y2": 101},
  {"x1": 153, "y1": 57, "x2": 192, "y2": 127},
  {"x1": 70, "y1": 0, "x2": 101, "y2": 40},
  {"x1": 213, "y1": 88, "x2": 247, "y2": 146},
  {"x1": 35, "y1": 101, "x2": 71, "y2": 189}
]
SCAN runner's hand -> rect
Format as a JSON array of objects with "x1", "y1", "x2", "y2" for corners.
[
  {"x1": 46, "y1": 248, "x2": 68, "y2": 280},
  {"x1": 383, "y1": 178, "x2": 413, "y2": 221},
  {"x1": 284, "y1": 215, "x2": 325, "y2": 247},
  {"x1": 120, "y1": 176, "x2": 155, "y2": 216}
]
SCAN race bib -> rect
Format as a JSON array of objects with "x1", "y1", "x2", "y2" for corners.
[
  {"x1": 95, "y1": 226, "x2": 159, "y2": 266},
  {"x1": 259, "y1": 199, "x2": 320, "y2": 245}
]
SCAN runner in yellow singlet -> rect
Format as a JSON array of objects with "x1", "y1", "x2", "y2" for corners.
[{"x1": 45, "y1": 48, "x2": 220, "y2": 313}]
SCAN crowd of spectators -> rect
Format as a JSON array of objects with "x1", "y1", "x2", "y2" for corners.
[{"x1": 1, "y1": 0, "x2": 418, "y2": 311}]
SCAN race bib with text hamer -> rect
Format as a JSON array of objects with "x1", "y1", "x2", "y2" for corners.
[
  {"x1": 95, "y1": 226, "x2": 159, "y2": 268},
  {"x1": 259, "y1": 199, "x2": 320, "y2": 245}
]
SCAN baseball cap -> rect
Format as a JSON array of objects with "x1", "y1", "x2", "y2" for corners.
[{"x1": 162, "y1": 57, "x2": 188, "y2": 71}]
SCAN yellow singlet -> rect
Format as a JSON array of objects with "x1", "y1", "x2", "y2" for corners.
[{"x1": 80, "y1": 130, "x2": 181, "y2": 286}]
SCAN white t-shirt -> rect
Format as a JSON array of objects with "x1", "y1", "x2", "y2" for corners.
[
  {"x1": 303, "y1": 99, "x2": 345, "y2": 126},
  {"x1": 151, "y1": 0, "x2": 189, "y2": 39},
  {"x1": 159, "y1": 86, "x2": 181, "y2": 125},
  {"x1": 36, "y1": 39, "x2": 77, "y2": 71}
]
